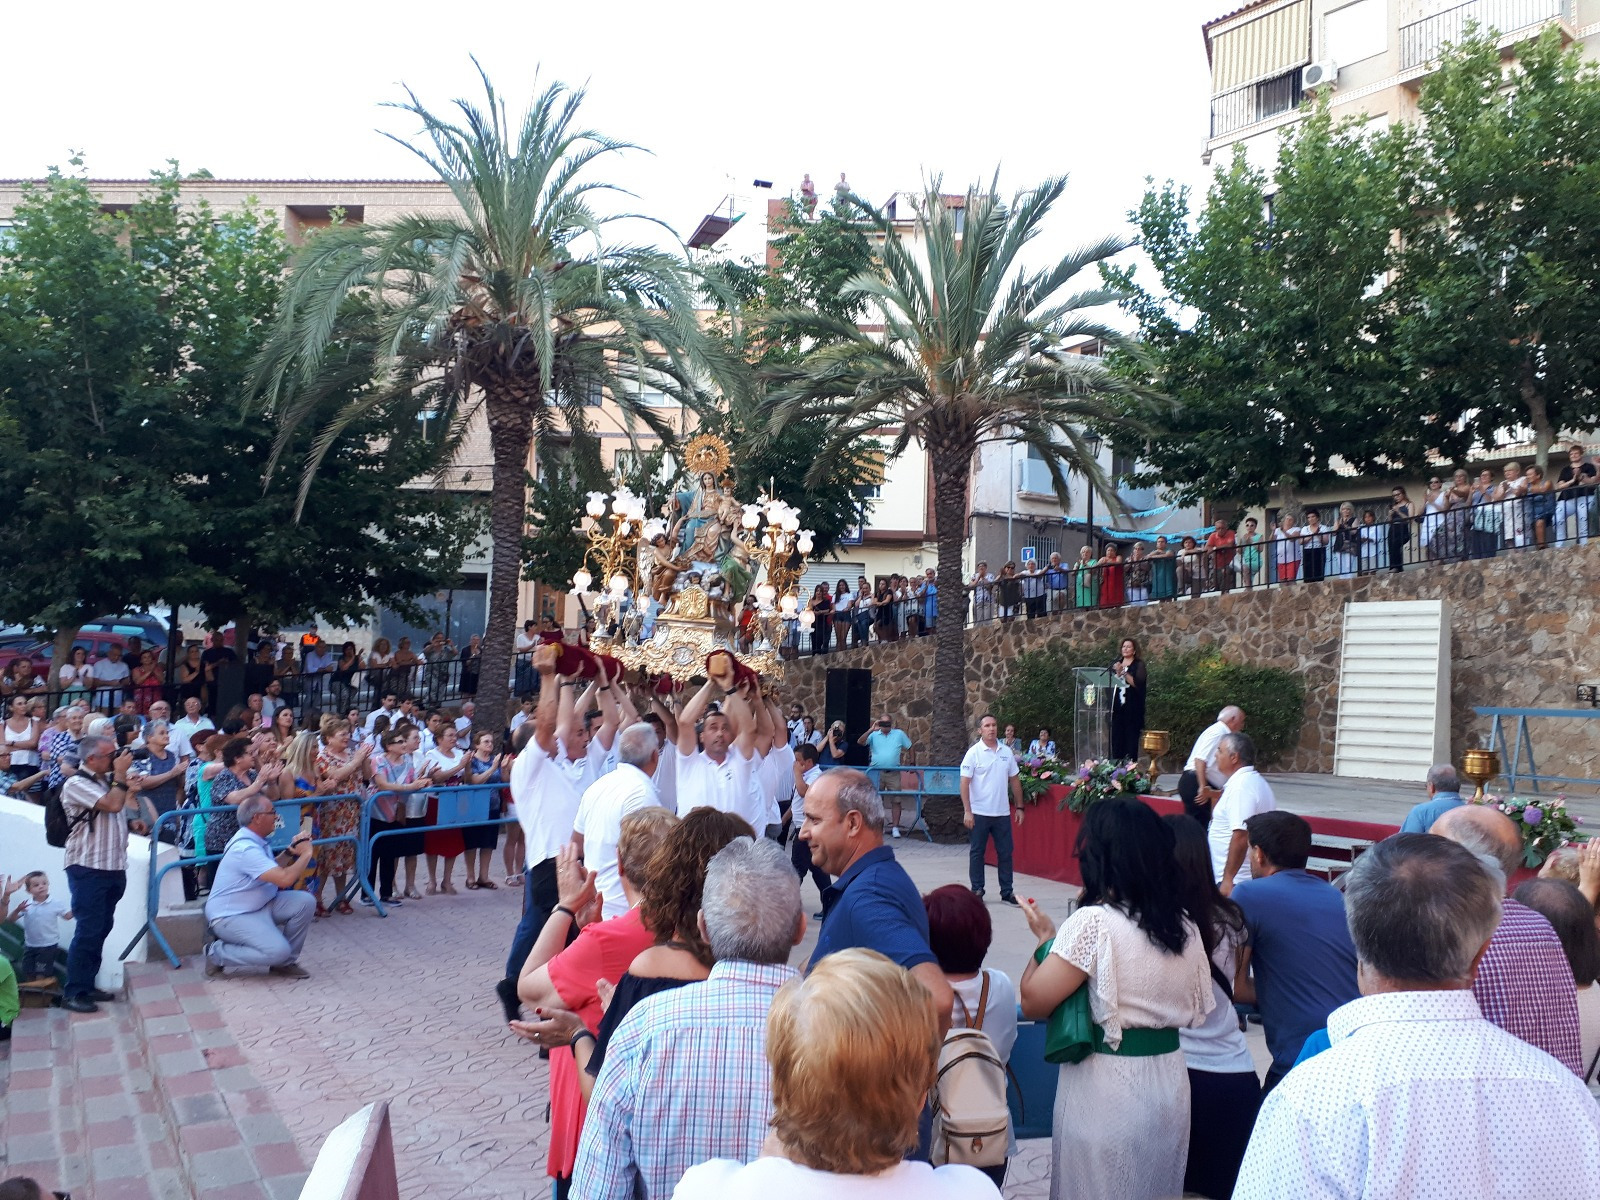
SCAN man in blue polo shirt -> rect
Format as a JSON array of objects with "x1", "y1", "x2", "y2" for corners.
[
  {"x1": 204, "y1": 793, "x2": 317, "y2": 979},
  {"x1": 1398, "y1": 763, "x2": 1467, "y2": 834},
  {"x1": 1231, "y1": 810, "x2": 1359, "y2": 1094},
  {"x1": 799, "y1": 768, "x2": 953, "y2": 1028}
]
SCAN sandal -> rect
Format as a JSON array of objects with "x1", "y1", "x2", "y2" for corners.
[
  {"x1": 424, "y1": 883, "x2": 438, "y2": 896},
  {"x1": 404, "y1": 888, "x2": 423, "y2": 900},
  {"x1": 476, "y1": 878, "x2": 498, "y2": 890},
  {"x1": 315, "y1": 903, "x2": 331, "y2": 919},
  {"x1": 507, "y1": 874, "x2": 524, "y2": 887},
  {"x1": 441, "y1": 883, "x2": 459, "y2": 895},
  {"x1": 464, "y1": 880, "x2": 480, "y2": 890},
  {"x1": 335, "y1": 901, "x2": 354, "y2": 915}
]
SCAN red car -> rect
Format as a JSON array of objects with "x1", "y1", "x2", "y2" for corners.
[{"x1": 0, "y1": 632, "x2": 154, "y2": 680}]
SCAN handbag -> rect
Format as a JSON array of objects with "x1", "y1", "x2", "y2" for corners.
[{"x1": 1036, "y1": 943, "x2": 1097, "y2": 1064}]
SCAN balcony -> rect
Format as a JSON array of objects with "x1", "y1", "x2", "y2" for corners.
[
  {"x1": 1210, "y1": 68, "x2": 1304, "y2": 141},
  {"x1": 1400, "y1": 0, "x2": 1570, "y2": 70}
]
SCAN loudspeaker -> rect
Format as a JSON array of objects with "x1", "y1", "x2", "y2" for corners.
[{"x1": 824, "y1": 668, "x2": 873, "y2": 766}]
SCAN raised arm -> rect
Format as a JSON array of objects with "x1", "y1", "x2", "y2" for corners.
[
  {"x1": 649, "y1": 694, "x2": 679, "y2": 745},
  {"x1": 723, "y1": 684, "x2": 757, "y2": 758},
  {"x1": 676, "y1": 680, "x2": 718, "y2": 756},
  {"x1": 591, "y1": 681, "x2": 622, "y2": 752},
  {"x1": 571, "y1": 680, "x2": 599, "y2": 748},
  {"x1": 533, "y1": 651, "x2": 562, "y2": 757}
]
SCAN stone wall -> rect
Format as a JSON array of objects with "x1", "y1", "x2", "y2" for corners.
[{"x1": 781, "y1": 541, "x2": 1600, "y2": 780}]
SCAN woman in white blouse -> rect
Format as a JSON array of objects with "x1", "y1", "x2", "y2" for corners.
[
  {"x1": 676, "y1": 947, "x2": 1000, "y2": 1200},
  {"x1": 1018, "y1": 799, "x2": 1212, "y2": 1200}
]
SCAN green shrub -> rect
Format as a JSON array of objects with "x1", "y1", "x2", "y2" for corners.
[{"x1": 995, "y1": 640, "x2": 1304, "y2": 768}]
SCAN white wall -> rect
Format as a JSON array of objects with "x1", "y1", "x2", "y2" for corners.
[{"x1": 0, "y1": 798, "x2": 185, "y2": 989}]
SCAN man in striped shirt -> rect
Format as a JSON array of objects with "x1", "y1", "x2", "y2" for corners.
[
  {"x1": 60, "y1": 734, "x2": 146, "y2": 1013},
  {"x1": 572, "y1": 837, "x2": 805, "y2": 1200}
]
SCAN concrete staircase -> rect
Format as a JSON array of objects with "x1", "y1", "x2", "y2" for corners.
[{"x1": 0, "y1": 963, "x2": 308, "y2": 1200}]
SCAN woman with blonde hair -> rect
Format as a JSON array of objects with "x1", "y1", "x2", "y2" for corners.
[{"x1": 677, "y1": 947, "x2": 999, "y2": 1198}]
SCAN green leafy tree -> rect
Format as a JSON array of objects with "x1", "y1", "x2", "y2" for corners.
[
  {"x1": 522, "y1": 441, "x2": 672, "y2": 593},
  {"x1": 0, "y1": 167, "x2": 195, "y2": 678},
  {"x1": 1105, "y1": 109, "x2": 1421, "y2": 508},
  {"x1": 765, "y1": 177, "x2": 1157, "y2": 762},
  {"x1": 253, "y1": 66, "x2": 738, "y2": 733},
  {"x1": 1389, "y1": 27, "x2": 1600, "y2": 466},
  {"x1": 0, "y1": 165, "x2": 477, "y2": 679}
]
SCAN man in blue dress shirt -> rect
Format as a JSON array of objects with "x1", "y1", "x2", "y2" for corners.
[
  {"x1": 799, "y1": 768, "x2": 953, "y2": 1027},
  {"x1": 204, "y1": 793, "x2": 317, "y2": 978},
  {"x1": 1398, "y1": 764, "x2": 1468, "y2": 834}
]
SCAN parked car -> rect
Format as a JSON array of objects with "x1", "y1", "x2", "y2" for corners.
[
  {"x1": 0, "y1": 631, "x2": 149, "y2": 678},
  {"x1": 81, "y1": 612, "x2": 171, "y2": 646}
]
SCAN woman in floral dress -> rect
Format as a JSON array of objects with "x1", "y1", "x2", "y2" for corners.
[{"x1": 315, "y1": 718, "x2": 372, "y2": 915}]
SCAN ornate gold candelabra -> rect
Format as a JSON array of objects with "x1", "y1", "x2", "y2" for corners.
[
  {"x1": 739, "y1": 496, "x2": 815, "y2": 653},
  {"x1": 572, "y1": 488, "x2": 650, "y2": 639}
]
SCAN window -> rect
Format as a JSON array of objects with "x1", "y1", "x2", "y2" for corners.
[
  {"x1": 1325, "y1": 0, "x2": 1387, "y2": 67},
  {"x1": 623, "y1": 375, "x2": 675, "y2": 407},
  {"x1": 416, "y1": 406, "x2": 444, "y2": 441},
  {"x1": 1111, "y1": 451, "x2": 1137, "y2": 481},
  {"x1": 950, "y1": 207, "x2": 966, "y2": 235}
]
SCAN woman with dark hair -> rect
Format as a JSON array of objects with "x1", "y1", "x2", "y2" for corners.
[
  {"x1": 925, "y1": 883, "x2": 1018, "y2": 1189},
  {"x1": 176, "y1": 644, "x2": 206, "y2": 709},
  {"x1": 1108, "y1": 638, "x2": 1147, "y2": 763},
  {"x1": 1164, "y1": 814, "x2": 1259, "y2": 1198},
  {"x1": 331, "y1": 642, "x2": 363, "y2": 714},
  {"x1": 1513, "y1": 878, "x2": 1600, "y2": 1087},
  {"x1": 807, "y1": 583, "x2": 832, "y2": 656},
  {"x1": 832, "y1": 579, "x2": 853, "y2": 651},
  {"x1": 1018, "y1": 798, "x2": 1212, "y2": 1200}
]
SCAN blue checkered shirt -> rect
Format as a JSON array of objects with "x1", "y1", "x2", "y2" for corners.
[{"x1": 571, "y1": 960, "x2": 797, "y2": 1200}]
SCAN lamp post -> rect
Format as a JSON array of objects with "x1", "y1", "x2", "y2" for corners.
[{"x1": 1083, "y1": 431, "x2": 1104, "y2": 555}]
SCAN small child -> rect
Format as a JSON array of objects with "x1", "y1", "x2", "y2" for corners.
[{"x1": 3, "y1": 871, "x2": 73, "y2": 984}]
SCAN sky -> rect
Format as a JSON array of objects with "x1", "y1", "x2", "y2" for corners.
[{"x1": 3, "y1": 0, "x2": 1221, "y2": 272}]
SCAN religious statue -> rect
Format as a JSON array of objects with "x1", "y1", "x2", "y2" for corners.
[
  {"x1": 644, "y1": 533, "x2": 690, "y2": 605},
  {"x1": 673, "y1": 469, "x2": 721, "y2": 562}
]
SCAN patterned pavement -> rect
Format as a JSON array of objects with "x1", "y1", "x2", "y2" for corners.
[{"x1": 185, "y1": 838, "x2": 1083, "y2": 1199}]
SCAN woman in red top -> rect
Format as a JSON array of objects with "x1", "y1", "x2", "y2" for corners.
[
  {"x1": 512, "y1": 809, "x2": 680, "y2": 1198},
  {"x1": 1204, "y1": 519, "x2": 1237, "y2": 593},
  {"x1": 1097, "y1": 543, "x2": 1126, "y2": 608}
]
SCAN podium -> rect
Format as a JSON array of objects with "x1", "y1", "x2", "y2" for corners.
[{"x1": 1072, "y1": 667, "x2": 1113, "y2": 763}]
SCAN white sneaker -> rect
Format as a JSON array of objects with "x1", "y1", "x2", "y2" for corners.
[{"x1": 890, "y1": 825, "x2": 902, "y2": 838}]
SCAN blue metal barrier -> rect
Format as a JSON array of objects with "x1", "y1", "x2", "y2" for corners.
[
  {"x1": 1008, "y1": 1015, "x2": 1059, "y2": 1139},
  {"x1": 121, "y1": 792, "x2": 371, "y2": 968},
  {"x1": 359, "y1": 785, "x2": 517, "y2": 918},
  {"x1": 1474, "y1": 707, "x2": 1600, "y2": 794},
  {"x1": 823, "y1": 763, "x2": 966, "y2": 842}
]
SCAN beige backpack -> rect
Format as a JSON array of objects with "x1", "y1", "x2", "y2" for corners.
[{"x1": 930, "y1": 973, "x2": 1012, "y2": 1169}]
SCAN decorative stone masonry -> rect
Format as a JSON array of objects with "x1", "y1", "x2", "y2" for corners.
[{"x1": 782, "y1": 542, "x2": 1600, "y2": 781}]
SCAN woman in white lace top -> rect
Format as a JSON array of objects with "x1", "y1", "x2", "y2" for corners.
[{"x1": 1018, "y1": 799, "x2": 1213, "y2": 1200}]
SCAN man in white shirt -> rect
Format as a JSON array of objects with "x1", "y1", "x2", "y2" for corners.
[
  {"x1": 673, "y1": 677, "x2": 766, "y2": 831},
  {"x1": 572, "y1": 722, "x2": 662, "y2": 920},
  {"x1": 1234, "y1": 833, "x2": 1600, "y2": 1199},
  {"x1": 170, "y1": 696, "x2": 216, "y2": 759},
  {"x1": 364, "y1": 691, "x2": 399, "y2": 735},
  {"x1": 454, "y1": 700, "x2": 476, "y2": 735},
  {"x1": 959, "y1": 714, "x2": 1023, "y2": 904},
  {"x1": 260, "y1": 679, "x2": 286, "y2": 726},
  {"x1": 1209, "y1": 731, "x2": 1275, "y2": 895},
  {"x1": 90, "y1": 644, "x2": 133, "y2": 709},
  {"x1": 785, "y1": 703, "x2": 805, "y2": 749},
  {"x1": 496, "y1": 648, "x2": 589, "y2": 1023},
  {"x1": 1180, "y1": 705, "x2": 1246, "y2": 825},
  {"x1": 789, "y1": 743, "x2": 829, "y2": 913},
  {"x1": 642, "y1": 706, "x2": 677, "y2": 812}
]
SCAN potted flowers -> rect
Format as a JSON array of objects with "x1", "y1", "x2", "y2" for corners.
[
  {"x1": 1058, "y1": 758, "x2": 1155, "y2": 814},
  {"x1": 1477, "y1": 794, "x2": 1583, "y2": 868}
]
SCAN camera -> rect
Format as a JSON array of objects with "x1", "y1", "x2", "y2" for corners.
[{"x1": 130, "y1": 748, "x2": 151, "y2": 763}]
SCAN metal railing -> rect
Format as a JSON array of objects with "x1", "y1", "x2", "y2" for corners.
[
  {"x1": 1399, "y1": 0, "x2": 1568, "y2": 69},
  {"x1": 1210, "y1": 67, "x2": 1304, "y2": 140},
  {"x1": 783, "y1": 491, "x2": 1597, "y2": 657},
  {"x1": 1473, "y1": 706, "x2": 1600, "y2": 794},
  {"x1": 124, "y1": 784, "x2": 517, "y2": 965}
]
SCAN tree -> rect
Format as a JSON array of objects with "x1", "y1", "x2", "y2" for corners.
[
  {"x1": 1389, "y1": 27, "x2": 1600, "y2": 467},
  {"x1": 521, "y1": 441, "x2": 672, "y2": 593},
  {"x1": 254, "y1": 66, "x2": 737, "y2": 734},
  {"x1": 1105, "y1": 108, "x2": 1422, "y2": 508},
  {"x1": 0, "y1": 165, "x2": 478, "y2": 680},
  {"x1": 764, "y1": 178, "x2": 1157, "y2": 762},
  {"x1": 0, "y1": 167, "x2": 196, "y2": 679}
]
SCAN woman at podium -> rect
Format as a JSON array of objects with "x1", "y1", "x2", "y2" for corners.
[{"x1": 1109, "y1": 638, "x2": 1147, "y2": 762}]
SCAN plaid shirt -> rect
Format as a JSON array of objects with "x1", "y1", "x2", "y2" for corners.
[
  {"x1": 1473, "y1": 898, "x2": 1583, "y2": 1076},
  {"x1": 61, "y1": 770, "x2": 130, "y2": 872},
  {"x1": 572, "y1": 961, "x2": 797, "y2": 1200}
]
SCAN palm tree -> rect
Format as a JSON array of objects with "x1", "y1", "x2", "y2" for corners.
[
  {"x1": 253, "y1": 65, "x2": 735, "y2": 734},
  {"x1": 764, "y1": 177, "x2": 1158, "y2": 763}
]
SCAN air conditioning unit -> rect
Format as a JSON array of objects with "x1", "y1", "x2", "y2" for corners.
[{"x1": 1303, "y1": 60, "x2": 1340, "y2": 91}]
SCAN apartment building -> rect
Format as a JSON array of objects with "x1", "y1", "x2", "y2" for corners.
[
  {"x1": 0, "y1": 176, "x2": 685, "y2": 641},
  {"x1": 1202, "y1": 0, "x2": 1600, "y2": 168}
]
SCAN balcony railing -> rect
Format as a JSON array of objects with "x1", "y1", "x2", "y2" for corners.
[
  {"x1": 1210, "y1": 68, "x2": 1304, "y2": 140},
  {"x1": 1400, "y1": 0, "x2": 1569, "y2": 69}
]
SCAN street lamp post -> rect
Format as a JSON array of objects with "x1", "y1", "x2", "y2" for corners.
[{"x1": 1083, "y1": 431, "x2": 1104, "y2": 554}]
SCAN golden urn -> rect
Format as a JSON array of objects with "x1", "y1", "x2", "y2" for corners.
[
  {"x1": 1460, "y1": 748, "x2": 1501, "y2": 801},
  {"x1": 1140, "y1": 729, "x2": 1170, "y2": 780}
]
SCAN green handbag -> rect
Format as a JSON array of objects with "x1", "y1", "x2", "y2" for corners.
[
  {"x1": 1034, "y1": 942, "x2": 1179, "y2": 1063},
  {"x1": 1036, "y1": 942, "x2": 1098, "y2": 1063}
]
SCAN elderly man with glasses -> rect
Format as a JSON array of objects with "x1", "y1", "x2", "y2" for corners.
[{"x1": 202, "y1": 793, "x2": 316, "y2": 979}]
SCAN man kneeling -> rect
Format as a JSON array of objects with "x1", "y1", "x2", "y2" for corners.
[{"x1": 204, "y1": 794, "x2": 316, "y2": 979}]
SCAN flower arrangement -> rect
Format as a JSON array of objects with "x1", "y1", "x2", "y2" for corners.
[
  {"x1": 1016, "y1": 755, "x2": 1068, "y2": 805},
  {"x1": 1478, "y1": 794, "x2": 1582, "y2": 868},
  {"x1": 1057, "y1": 757, "x2": 1154, "y2": 814}
]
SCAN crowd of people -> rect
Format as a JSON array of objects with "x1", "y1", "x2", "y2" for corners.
[{"x1": 9, "y1": 631, "x2": 1600, "y2": 1199}]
